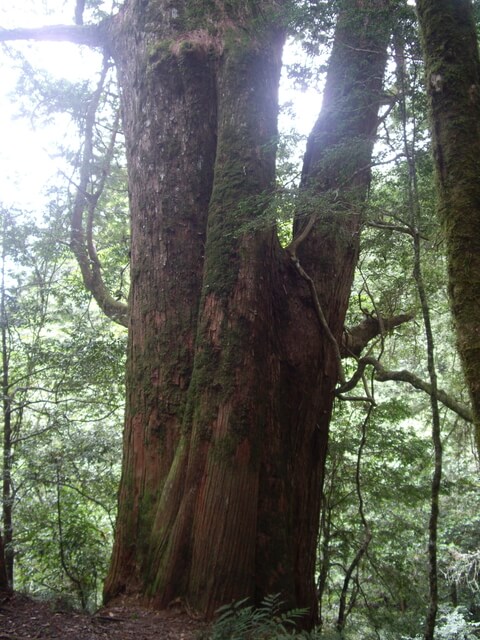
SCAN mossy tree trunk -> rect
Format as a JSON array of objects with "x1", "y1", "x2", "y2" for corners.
[
  {"x1": 0, "y1": 0, "x2": 398, "y2": 613},
  {"x1": 101, "y1": 0, "x2": 393, "y2": 622},
  {"x1": 0, "y1": 0, "x2": 402, "y2": 622},
  {"x1": 0, "y1": 0, "x2": 394, "y2": 621},
  {"x1": 416, "y1": 0, "x2": 480, "y2": 454}
]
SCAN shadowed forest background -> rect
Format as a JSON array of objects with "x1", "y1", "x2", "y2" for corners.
[{"x1": 1, "y1": 1, "x2": 480, "y2": 639}]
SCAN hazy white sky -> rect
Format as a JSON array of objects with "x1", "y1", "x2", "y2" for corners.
[
  {"x1": 0, "y1": 2, "x2": 322, "y2": 213},
  {"x1": 0, "y1": 42, "x2": 100, "y2": 210}
]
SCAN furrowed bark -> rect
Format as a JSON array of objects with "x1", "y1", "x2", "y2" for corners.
[
  {"x1": 142, "y1": 20, "x2": 286, "y2": 616},
  {"x1": 103, "y1": 0, "x2": 395, "y2": 623},
  {"x1": 104, "y1": 0, "x2": 218, "y2": 599},
  {"x1": 416, "y1": 0, "x2": 480, "y2": 453},
  {"x1": 283, "y1": 0, "x2": 394, "y2": 619},
  {"x1": 2, "y1": 1, "x2": 399, "y2": 620}
]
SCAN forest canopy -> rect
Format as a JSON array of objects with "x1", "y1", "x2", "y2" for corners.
[{"x1": 0, "y1": 1, "x2": 480, "y2": 639}]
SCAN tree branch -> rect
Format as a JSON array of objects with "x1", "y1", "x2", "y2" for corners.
[
  {"x1": 285, "y1": 203, "x2": 346, "y2": 385},
  {"x1": 75, "y1": 0, "x2": 86, "y2": 26},
  {"x1": 341, "y1": 312, "x2": 414, "y2": 358},
  {"x1": 337, "y1": 356, "x2": 472, "y2": 423},
  {"x1": 0, "y1": 24, "x2": 107, "y2": 48},
  {"x1": 70, "y1": 56, "x2": 128, "y2": 327},
  {"x1": 285, "y1": 212, "x2": 317, "y2": 258},
  {"x1": 337, "y1": 406, "x2": 373, "y2": 633}
]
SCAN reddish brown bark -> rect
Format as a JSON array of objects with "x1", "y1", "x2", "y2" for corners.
[
  {"x1": 103, "y1": 1, "x2": 218, "y2": 595},
  {"x1": 98, "y1": 0, "x2": 398, "y2": 619},
  {"x1": 103, "y1": 0, "x2": 393, "y2": 623},
  {"x1": 1, "y1": 0, "x2": 396, "y2": 623},
  {"x1": 284, "y1": 0, "x2": 393, "y2": 614}
]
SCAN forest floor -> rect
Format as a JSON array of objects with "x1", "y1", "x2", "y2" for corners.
[{"x1": 0, "y1": 593, "x2": 208, "y2": 640}]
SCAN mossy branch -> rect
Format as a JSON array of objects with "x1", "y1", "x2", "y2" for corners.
[
  {"x1": 70, "y1": 56, "x2": 128, "y2": 327},
  {"x1": 341, "y1": 312, "x2": 414, "y2": 358},
  {"x1": 337, "y1": 356, "x2": 472, "y2": 423}
]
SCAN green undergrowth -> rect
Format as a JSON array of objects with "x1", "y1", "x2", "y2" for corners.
[{"x1": 202, "y1": 594, "x2": 332, "y2": 639}]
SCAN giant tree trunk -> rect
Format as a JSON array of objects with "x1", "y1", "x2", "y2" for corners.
[
  {"x1": 102, "y1": 0, "x2": 393, "y2": 622},
  {"x1": 416, "y1": 0, "x2": 480, "y2": 454}
]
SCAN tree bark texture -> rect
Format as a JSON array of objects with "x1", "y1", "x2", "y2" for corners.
[
  {"x1": 0, "y1": 531, "x2": 8, "y2": 592},
  {"x1": 416, "y1": 0, "x2": 480, "y2": 453},
  {"x1": 1, "y1": 226, "x2": 13, "y2": 589},
  {"x1": 99, "y1": 0, "x2": 393, "y2": 622},
  {"x1": 0, "y1": 534, "x2": 10, "y2": 591}
]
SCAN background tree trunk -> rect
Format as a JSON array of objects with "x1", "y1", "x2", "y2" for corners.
[
  {"x1": 1, "y1": 219, "x2": 14, "y2": 589},
  {"x1": 104, "y1": 0, "x2": 394, "y2": 622},
  {"x1": 0, "y1": 532, "x2": 9, "y2": 592},
  {"x1": 416, "y1": 0, "x2": 480, "y2": 454}
]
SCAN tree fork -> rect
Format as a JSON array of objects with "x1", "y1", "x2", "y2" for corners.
[{"x1": 1, "y1": 0, "x2": 398, "y2": 623}]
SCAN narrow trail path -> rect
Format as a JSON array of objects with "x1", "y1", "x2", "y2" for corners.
[{"x1": 0, "y1": 593, "x2": 207, "y2": 639}]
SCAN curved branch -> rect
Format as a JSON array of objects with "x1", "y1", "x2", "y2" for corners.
[
  {"x1": 70, "y1": 56, "x2": 128, "y2": 327},
  {"x1": 337, "y1": 356, "x2": 472, "y2": 423},
  {"x1": 0, "y1": 24, "x2": 107, "y2": 48},
  {"x1": 285, "y1": 212, "x2": 317, "y2": 258},
  {"x1": 341, "y1": 312, "x2": 414, "y2": 358}
]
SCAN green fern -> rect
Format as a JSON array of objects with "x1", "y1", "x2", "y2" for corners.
[{"x1": 207, "y1": 593, "x2": 323, "y2": 640}]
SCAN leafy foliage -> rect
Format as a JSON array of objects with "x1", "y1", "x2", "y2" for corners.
[
  {"x1": 0, "y1": 199, "x2": 125, "y2": 610},
  {"x1": 207, "y1": 594, "x2": 321, "y2": 640}
]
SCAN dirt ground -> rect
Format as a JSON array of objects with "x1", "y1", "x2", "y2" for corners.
[{"x1": 0, "y1": 593, "x2": 208, "y2": 640}]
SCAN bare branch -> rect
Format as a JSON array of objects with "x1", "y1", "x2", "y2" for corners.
[
  {"x1": 337, "y1": 355, "x2": 472, "y2": 423},
  {"x1": 70, "y1": 56, "x2": 128, "y2": 327},
  {"x1": 285, "y1": 212, "x2": 316, "y2": 258},
  {"x1": 0, "y1": 24, "x2": 107, "y2": 48},
  {"x1": 366, "y1": 219, "x2": 430, "y2": 241},
  {"x1": 366, "y1": 220, "x2": 414, "y2": 236},
  {"x1": 337, "y1": 406, "x2": 373, "y2": 633},
  {"x1": 341, "y1": 312, "x2": 414, "y2": 358}
]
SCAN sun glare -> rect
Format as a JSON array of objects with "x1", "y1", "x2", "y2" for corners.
[{"x1": 0, "y1": 5, "x2": 323, "y2": 212}]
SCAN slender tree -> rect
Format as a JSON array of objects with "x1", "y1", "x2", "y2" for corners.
[
  {"x1": 0, "y1": 531, "x2": 8, "y2": 592},
  {"x1": 1, "y1": 212, "x2": 14, "y2": 588}
]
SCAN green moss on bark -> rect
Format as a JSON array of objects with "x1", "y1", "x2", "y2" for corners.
[{"x1": 417, "y1": 0, "x2": 480, "y2": 450}]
